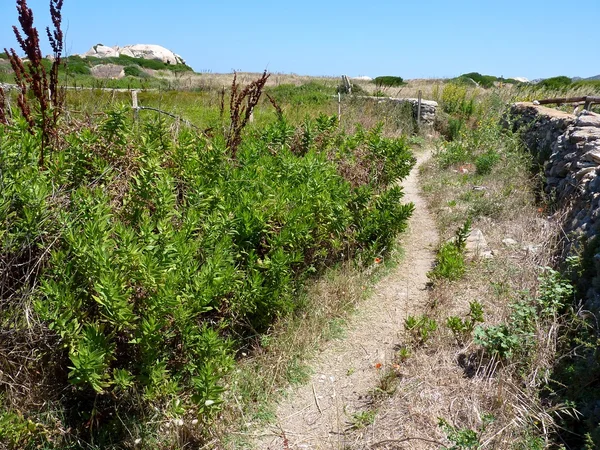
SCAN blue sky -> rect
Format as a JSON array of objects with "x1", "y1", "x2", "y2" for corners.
[{"x1": 1, "y1": 0, "x2": 599, "y2": 80}]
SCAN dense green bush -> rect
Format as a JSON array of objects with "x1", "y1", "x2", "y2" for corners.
[
  {"x1": 537, "y1": 76, "x2": 572, "y2": 91},
  {"x1": 475, "y1": 149, "x2": 501, "y2": 175},
  {"x1": 91, "y1": 54, "x2": 193, "y2": 72},
  {"x1": 0, "y1": 108, "x2": 414, "y2": 447},
  {"x1": 373, "y1": 76, "x2": 405, "y2": 87},
  {"x1": 440, "y1": 83, "x2": 475, "y2": 117},
  {"x1": 123, "y1": 65, "x2": 150, "y2": 78},
  {"x1": 455, "y1": 72, "x2": 521, "y2": 88},
  {"x1": 457, "y1": 72, "x2": 497, "y2": 88}
]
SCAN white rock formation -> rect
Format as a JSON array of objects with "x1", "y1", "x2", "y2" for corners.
[
  {"x1": 119, "y1": 44, "x2": 185, "y2": 65},
  {"x1": 81, "y1": 44, "x2": 186, "y2": 65},
  {"x1": 83, "y1": 44, "x2": 119, "y2": 58}
]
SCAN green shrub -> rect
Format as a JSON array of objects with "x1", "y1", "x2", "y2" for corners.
[
  {"x1": 0, "y1": 51, "x2": 8, "y2": 60},
  {"x1": 474, "y1": 323, "x2": 523, "y2": 359},
  {"x1": 457, "y1": 72, "x2": 497, "y2": 89},
  {"x1": 404, "y1": 315, "x2": 438, "y2": 345},
  {"x1": 447, "y1": 301, "x2": 485, "y2": 345},
  {"x1": 429, "y1": 242, "x2": 465, "y2": 281},
  {"x1": 441, "y1": 83, "x2": 475, "y2": 117},
  {"x1": 123, "y1": 65, "x2": 150, "y2": 78},
  {"x1": 87, "y1": 54, "x2": 193, "y2": 72},
  {"x1": 537, "y1": 76, "x2": 572, "y2": 91},
  {"x1": 428, "y1": 221, "x2": 472, "y2": 281},
  {"x1": 475, "y1": 149, "x2": 501, "y2": 175},
  {"x1": 0, "y1": 107, "x2": 415, "y2": 447},
  {"x1": 447, "y1": 117, "x2": 465, "y2": 141},
  {"x1": 65, "y1": 60, "x2": 91, "y2": 75},
  {"x1": 436, "y1": 140, "x2": 471, "y2": 168},
  {"x1": 438, "y1": 415, "x2": 493, "y2": 449},
  {"x1": 474, "y1": 269, "x2": 573, "y2": 361},
  {"x1": 454, "y1": 72, "x2": 521, "y2": 89},
  {"x1": 350, "y1": 83, "x2": 367, "y2": 95},
  {"x1": 373, "y1": 76, "x2": 405, "y2": 87},
  {"x1": 474, "y1": 300, "x2": 536, "y2": 361},
  {"x1": 537, "y1": 267, "x2": 573, "y2": 316}
]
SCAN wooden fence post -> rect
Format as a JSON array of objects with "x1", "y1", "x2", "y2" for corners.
[
  {"x1": 132, "y1": 90, "x2": 139, "y2": 122},
  {"x1": 417, "y1": 90, "x2": 422, "y2": 126}
]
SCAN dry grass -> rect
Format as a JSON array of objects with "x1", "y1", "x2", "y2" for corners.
[
  {"x1": 346, "y1": 219, "x2": 562, "y2": 448},
  {"x1": 139, "y1": 71, "x2": 451, "y2": 102},
  {"x1": 339, "y1": 108, "x2": 569, "y2": 448},
  {"x1": 213, "y1": 257, "x2": 399, "y2": 448},
  {"x1": 149, "y1": 71, "x2": 342, "y2": 91}
]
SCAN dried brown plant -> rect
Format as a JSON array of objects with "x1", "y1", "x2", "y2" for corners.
[
  {"x1": 4, "y1": 0, "x2": 64, "y2": 166},
  {"x1": 266, "y1": 93, "x2": 284, "y2": 122},
  {"x1": 6, "y1": 47, "x2": 34, "y2": 129},
  {"x1": 0, "y1": 87, "x2": 8, "y2": 124},
  {"x1": 47, "y1": 0, "x2": 64, "y2": 115},
  {"x1": 226, "y1": 70, "x2": 270, "y2": 157},
  {"x1": 219, "y1": 85, "x2": 226, "y2": 119}
]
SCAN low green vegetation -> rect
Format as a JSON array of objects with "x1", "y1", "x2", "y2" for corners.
[
  {"x1": 265, "y1": 81, "x2": 336, "y2": 106},
  {"x1": 534, "y1": 75, "x2": 600, "y2": 93},
  {"x1": 0, "y1": 71, "x2": 415, "y2": 447},
  {"x1": 439, "y1": 415, "x2": 493, "y2": 449},
  {"x1": 404, "y1": 315, "x2": 438, "y2": 345},
  {"x1": 428, "y1": 220, "x2": 471, "y2": 281},
  {"x1": 80, "y1": 53, "x2": 193, "y2": 73},
  {"x1": 373, "y1": 76, "x2": 405, "y2": 88},
  {"x1": 0, "y1": 53, "x2": 193, "y2": 89},
  {"x1": 349, "y1": 409, "x2": 377, "y2": 430},
  {"x1": 455, "y1": 72, "x2": 520, "y2": 89},
  {"x1": 123, "y1": 64, "x2": 151, "y2": 78},
  {"x1": 474, "y1": 268, "x2": 573, "y2": 361},
  {"x1": 446, "y1": 301, "x2": 484, "y2": 345},
  {"x1": 536, "y1": 75, "x2": 572, "y2": 91}
]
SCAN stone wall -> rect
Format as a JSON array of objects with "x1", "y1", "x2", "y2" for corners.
[{"x1": 508, "y1": 102, "x2": 600, "y2": 305}]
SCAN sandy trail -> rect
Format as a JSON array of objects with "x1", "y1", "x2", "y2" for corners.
[{"x1": 252, "y1": 149, "x2": 438, "y2": 449}]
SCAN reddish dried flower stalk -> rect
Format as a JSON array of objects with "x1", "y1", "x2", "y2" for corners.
[
  {"x1": 226, "y1": 70, "x2": 270, "y2": 157},
  {"x1": 219, "y1": 86, "x2": 226, "y2": 119},
  {"x1": 0, "y1": 87, "x2": 8, "y2": 125},
  {"x1": 5, "y1": 0, "x2": 65, "y2": 165},
  {"x1": 47, "y1": 0, "x2": 64, "y2": 110},
  {"x1": 5, "y1": 47, "x2": 34, "y2": 130},
  {"x1": 266, "y1": 93, "x2": 283, "y2": 122}
]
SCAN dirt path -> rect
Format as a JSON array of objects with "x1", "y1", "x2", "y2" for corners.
[{"x1": 250, "y1": 149, "x2": 438, "y2": 449}]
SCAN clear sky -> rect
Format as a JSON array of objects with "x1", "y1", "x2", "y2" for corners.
[{"x1": 1, "y1": 0, "x2": 599, "y2": 80}]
